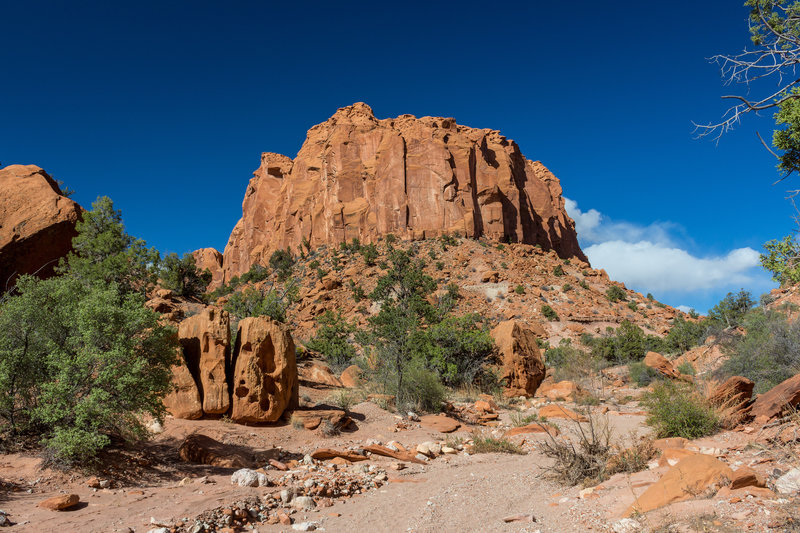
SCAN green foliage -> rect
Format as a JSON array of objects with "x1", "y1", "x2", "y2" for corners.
[
  {"x1": 301, "y1": 236, "x2": 312, "y2": 252},
  {"x1": 420, "y1": 314, "x2": 494, "y2": 386},
  {"x1": 720, "y1": 308, "x2": 800, "y2": 393},
  {"x1": 306, "y1": 311, "x2": 356, "y2": 371},
  {"x1": 579, "y1": 280, "x2": 589, "y2": 290},
  {"x1": 760, "y1": 235, "x2": 800, "y2": 286},
  {"x1": 514, "y1": 284, "x2": 525, "y2": 295},
  {"x1": 58, "y1": 196, "x2": 160, "y2": 296},
  {"x1": 0, "y1": 275, "x2": 178, "y2": 463},
  {"x1": 541, "y1": 304, "x2": 559, "y2": 321},
  {"x1": 677, "y1": 361, "x2": 696, "y2": 376},
  {"x1": 627, "y1": 301, "x2": 638, "y2": 311},
  {"x1": 435, "y1": 261, "x2": 445, "y2": 271},
  {"x1": 349, "y1": 280, "x2": 366, "y2": 302},
  {"x1": 562, "y1": 283, "x2": 573, "y2": 292},
  {"x1": 553, "y1": 265, "x2": 565, "y2": 277},
  {"x1": 663, "y1": 315, "x2": 706, "y2": 353},
  {"x1": 160, "y1": 252, "x2": 211, "y2": 298},
  {"x1": 605, "y1": 285, "x2": 627, "y2": 303},
  {"x1": 774, "y1": 87, "x2": 800, "y2": 175},
  {"x1": 646, "y1": 293, "x2": 654, "y2": 301},
  {"x1": 585, "y1": 320, "x2": 665, "y2": 364},
  {"x1": 642, "y1": 382, "x2": 718, "y2": 439},
  {"x1": 471, "y1": 431, "x2": 525, "y2": 454},
  {"x1": 223, "y1": 284, "x2": 298, "y2": 323},
  {"x1": 628, "y1": 361, "x2": 660, "y2": 387},
  {"x1": 268, "y1": 248, "x2": 295, "y2": 281},
  {"x1": 706, "y1": 289, "x2": 755, "y2": 330},
  {"x1": 238, "y1": 263, "x2": 271, "y2": 285},
  {"x1": 360, "y1": 243, "x2": 379, "y2": 266}
]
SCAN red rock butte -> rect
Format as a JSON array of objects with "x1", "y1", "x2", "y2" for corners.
[{"x1": 220, "y1": 103, "x2": 586, "y2": 281}]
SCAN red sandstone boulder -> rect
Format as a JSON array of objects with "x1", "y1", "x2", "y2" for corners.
[
  {"x1": 178, "y1": 307, "x2": 231, "y2": 415},
  {"x1": 192, "y1": 247, "x2": 225, "y2": 292},
  {"x1": 222, "y1": 103, "x2": 585, "y2": 280},
  {"x1": 299, "y1": 361, "x2": 343, "y2": 388},
  {"x1": 750, "y1": 373, "x2": 800, "y2": 422},
  {"x1": 163, "y1": 361, "x2": 203, "y2": 420},
  {"x1": 39, "y1": 494, "x2": 80, "y2": 511},
  {"x1": 0, "y1": 164, "x2": 83, "y2": 286},
  {"x1": 420, "y1": 414, "x2": 461, "y2": 433},
  {"x1": 644, "y1": 351, "x2": 686, "y2": 380},
  {"x1": 490, "y1": 320, "x2": 546, "y2": 397},
  {"x1": 339, "y1": 365, "x2": 363, "y2": 388},
  {"x1": 230, "y1": 317, "x2": 298, "y2": 423},
  {"x1": 624, "y1": 455, "x2": 733, "y2": 516}
]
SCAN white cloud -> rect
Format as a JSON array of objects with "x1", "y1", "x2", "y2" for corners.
[
  {"x1": 676, "y1": 305, "x2": 694, "y2": 313},
  {"x1": 564, "y1": 197, "x2": 765, "y2": 299},
  {"x1": 584, "y1": 240, "x2": 760, "y2": 293}
]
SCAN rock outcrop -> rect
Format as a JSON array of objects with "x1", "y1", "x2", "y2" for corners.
[
  {"x1": 491, "y1": 320, "x2": 546, "y2": 397},
  {"x1": 750, "y1": 373, "x2": 800, "y2": 422},
  {"x1": 178, "y1": 307, "x2": 231, "y2": 415},
  {"x1": 231, "y1": 317, "x2": 298, "y2": 423},
  {"x1": 192, "y1": 247, "x2": 225, "y2": 292},
  {"x1": 222, "y1": 103, "x2": 585, "y2": 280},
  {"x1": 0, "y1": 164, "x2": 82, "y2": 287}
]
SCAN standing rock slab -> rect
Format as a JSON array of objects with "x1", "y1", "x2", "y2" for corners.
[
  {"x1": 178, "y1": 307, "x2": 231, "y2": 415},
  {"x1": 39, "y1": 494, "x2": 80, "y2": 511},
  {"x1": 192, "y1": 247, "x2": 225, "y2": 292},
  {"x1": 231, "y1": 317, "x2": 298, "y2": 423},
  {"x1": 163, "y1": 359, "x2": 203, "y2": 420},
  {"x1": 491, "y1": 320, "x2": 546, "y2": 397},
  {"x1": 750, "y1": 373, "x2": 800, "y2": 422}
]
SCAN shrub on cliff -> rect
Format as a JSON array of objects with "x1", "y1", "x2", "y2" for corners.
[
  {"x1": 306, "y1": 311, "x2": 357, "y2": 371},
  {"x1": 160, "y1": 252, "x2": 211, "y2": 298}
]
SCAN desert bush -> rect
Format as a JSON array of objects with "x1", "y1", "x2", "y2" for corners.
[
  {"x1": 319, "y1": 420, "x2": 340, "y2": 437},
  {"x1": 606, "y1": 285, "x2": 627, "y2": 302},
  {"x1": 327, "y1": 389, "x2": 357, "y2": 411},
  {"x1": 514, "y1": 284, "x2": 525, "y2": 295},
  {"x1": 720, "y1": 308, "x2": 800, "y2": 393},
  {"x1": 539, "y1": 414, "x2": 611, "y2": 485},
  {"x1": 541, "y1": 304, "x2": 559, "y2": 321},
  {"x1": 562, "y1": 283, "x2": 572, "y2": 292},
  {"x1": 223, "y1": 283, "x2": 298, "y2": 323},
  {"x1": 663, "y1": 315, "x2": 706, "y2": 353},
  {"x1": 705, "y1": 289, "x2": 755, "y2": 331},
  {"x1": 628, "y1": 361, "x2": 660, "y2": 387},
  {"x1": 306, "y1": 311, "x2": 357, "y2": 371},
  {"x1": 627, "y1": 301, "x2": 638, "y2": 311},
  {"x1": 360, "y1": 243, "x2": 379, "y2": 266},
  {"x1": 421, "y1": 314, "x2": 494, "y2": 386},
  {"x1": 0, "y1": 275, "x2": 178, "y2": 464},
  {"x1": 268, "y1": 248, "x2": 295, "y2": 281},
  {"x1": 761, "y1": 234, "x2": 800, "y2": 286},
  {"x1": 606, "y1": 437, "x2": 657, "y2": 476},
  {"x1": 642, "y1": 381, "x2": 718, "y2": 439},
  {"x1": 471, "y1": 430, "x2": 525, "y2": 454},
  {"x1": 160, "y1": 252, "x2": 211, "y2": 298},
  {"x1": 676, "y1": 361, "x2": 696, "y2": 376},
  {"x1": 586, "y1": 321, "x2": 665, "y2": 364},
  {"x1": 553, "y1": 265, "x2": 565, "y2": 277}
]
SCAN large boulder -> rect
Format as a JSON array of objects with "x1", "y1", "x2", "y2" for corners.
[
  {"x1": 708, "y1": 376, "x2": 754, "y2": 428},
  {"x1": 178, "y1": 307, "x2": 231, "y2": 415},
  {"x1": 624, "y1": 454, "x2": 733, "y2": 516},
  {"x1": 0, "y1": 164, "x2": 83, "y2": 286},
  {"x1": 491, "y1": 320, "x2": 546, "y2": 397},
  {"x1": 750, "y1": 373, "x2": 800, "y2": 422},
  {"x1": 221, "y1": 103, "x2": 586, "y2": 280},
  {"x1": 230, "y1": 317, "x2": 298, "y2": 423}
]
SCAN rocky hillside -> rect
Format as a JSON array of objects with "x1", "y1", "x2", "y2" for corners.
[{"x1": 218, "y1": 103, "x2": 585, "y2": 283}]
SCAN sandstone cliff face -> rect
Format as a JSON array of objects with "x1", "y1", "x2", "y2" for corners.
[
  {"x1": 222, "y1": 103, "x2": 585, "y2": 280},
  {"x1": 0, "y1": 165, "x2": 83, "y2": 287},
  {"x1": 192, "y1": 247, "x2": 225, "y2": 292}
]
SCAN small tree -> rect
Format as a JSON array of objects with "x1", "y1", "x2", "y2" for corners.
[
  {"x1": 58, "y1": 196, "x2": 160, "y2": 296},
  {"x1": 761, "y1": 235, "x2": 800, "y2": 285},
  {"x1": 605, "y1": 285, "x2": 627, "y2": 303},
  {"x1": 269, "y1": 248, "x2": 295, "y2": 281},
  {"x1": 161, "y1": 252, "x2": 211, "y2": 298},
  {"x1": 306, "y1": 311, "x2": 357, "y2": 371}
]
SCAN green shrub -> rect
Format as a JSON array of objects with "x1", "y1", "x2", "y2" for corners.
[
  {"x1": 642, "y1": 382, "x2": 718, "y2": 439},
  {"x1": 435, "y1": 261, "x2": 445, "y2": 270},
  {"x1": 562, "y1": 283, "x2": 573, "y2": 292},
  {"x1": 628, "y1": 361, "x2": 660, "y2": 387},
  {"x1": 160, "y1": 252, "x2": 211, "y2": 298},
  {"x1": 720, "y1": 308, "x2": 800, "y2": 393},
  {"x1": 360, "y1": 243, "x2": 379, "y2": 266},
  {"x1": 553, "y1": 265, "x2": 565, "y2": 277},
  {"x1": 606, "y1": 285, "x2": 627, "y2": 302},
  {"x1": 761, "y1": 235, "x2": 800, "y2": 286},
  {"x1": 514, "y1": 284, "x2": 525, "y2": 295},
  {"x1": 269, "y1": 248, "x2": 295, "y2": 281},
  {"x1": 471, "y1": 430, "x2": 525, "y2": 454},
  {"x1": 223, "y1": 284, "x2": 297, "y2": 323},
  {"x1": 541, "y1": 304, "x2": 559, "y2": 321},
  {"x1": 509, "y1": 411, "x2": 539, "y2": 427},
  {"x1": 306, "y1": 311, "x2": 357, "y2": 371},
  {"x1": 676, "y1": 361, "x2": 696, "y2": 376},
  {"x1": 663, "y1": 315, "x2": 706, "y2": 353},
  {"x1": 579, "y1": 280, "x2": 589, "y2": 289},
  {"x1": 587, "y1": 321, "x2": 665, "y2": 364},
  {"x1": 0, "y1": 275, "x2": 178, "y2": 464},
  {"x1": 627, "y1": 301, "x2": 638, "y2": 311},
  {"x1": 421, "y1": 314, "x2": 494, "y2": 386},
  {"x1": 706, "y1": 289, "x2": 755, "y2": 330}
]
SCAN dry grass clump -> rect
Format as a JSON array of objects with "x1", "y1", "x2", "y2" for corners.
[
  {"x1": 326, "y1": 389, "x2": 357, "y2": 411},
  {"x1": 509, "y1": 411, "x2": 539, "y2": 427},
  {"x1": 606, "y1": 437, "x2": 657, "y2": 476},
  {"x1": 290, "y1": 414, "x2": 304, "y2": 430},
  {"x1": 319, "y1": 420, "x2": 340, "y2": 437},
  {"x1": 470, "y1": 430, "x2": 525, "y2": 455}
]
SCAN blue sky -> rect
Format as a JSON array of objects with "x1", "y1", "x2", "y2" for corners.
[{"x1": 0, "y1": 1, "x2": 791, "y2": 313}]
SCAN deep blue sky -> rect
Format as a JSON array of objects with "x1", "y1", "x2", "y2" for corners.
[{"x1": 1, "y1": 1, "x2": 791, "y2": 312}]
